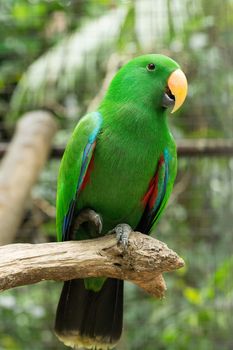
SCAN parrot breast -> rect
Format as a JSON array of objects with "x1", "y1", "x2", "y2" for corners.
[{"x1": 76, "y1": 111, "x2": 176, "y2": 234}]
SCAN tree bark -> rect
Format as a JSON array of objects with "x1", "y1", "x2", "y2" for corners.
[
  {"x1": 0, "y1": 232, "x2": 184, "y2": 297},
  {"x1": 0, "y1": 111, "x2": 58, "y2": 245},
  {"x1": 2, "y1": 139, "x2": 232, "y2": 159}
]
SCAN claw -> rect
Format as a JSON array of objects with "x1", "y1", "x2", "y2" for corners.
[
  {"x1": 73, "y1": 209, "x2": 103, "y2": 236},
  {"x1": 110, "y1": 223, "x2": 132, "y2": 249},
  {"x1": 91, "y1": 212, "x2": 103, "y2": 234}
]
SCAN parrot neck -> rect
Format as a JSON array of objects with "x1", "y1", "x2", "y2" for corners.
[{"x1": 99, "y1": 98, "x2": 171, "y2": 145}]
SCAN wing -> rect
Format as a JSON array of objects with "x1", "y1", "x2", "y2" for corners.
[
  {"x1": 56, "y1": 112, "x2": 102, "y2": 241},
  {"x1": 137, "y1": 148, "x2": 177, "y2": 234}
]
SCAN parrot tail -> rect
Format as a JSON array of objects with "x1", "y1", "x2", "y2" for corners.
[{"x1": 54, "y1": 278, "x2": 123, "y2": 350}]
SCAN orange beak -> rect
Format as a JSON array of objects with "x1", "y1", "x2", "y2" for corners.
[{"x1": 167, "y1": 69, "x2": 188, "y2": 113}]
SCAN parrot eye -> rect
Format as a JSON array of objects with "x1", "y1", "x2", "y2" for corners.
[{"x1": 147, "y1": 63, "x2": 156, "y2": 71}]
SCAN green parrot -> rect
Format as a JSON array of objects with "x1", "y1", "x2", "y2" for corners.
[{"x1": 55, "y1": 54, "x2": 188, "y2": 349}]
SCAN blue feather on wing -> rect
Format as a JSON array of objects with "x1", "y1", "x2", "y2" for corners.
[{"x1": 62, "y1": 112, "x2": 102, "y2": 241}]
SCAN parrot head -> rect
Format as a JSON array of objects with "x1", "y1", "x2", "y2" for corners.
[{"x1": 105, "y1": 54, "x2": 188, "y2": 114}]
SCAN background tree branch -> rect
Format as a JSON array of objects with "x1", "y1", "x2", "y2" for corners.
[
  {"x1": 0, "y1": 232, "x2": 184, "y2": 298},
  {"x1": 0, "y1": 111, "x2": 58, "y2": 245},
  {"x1": 2, "y1": 139, "x2": 232, "y2": 159}
]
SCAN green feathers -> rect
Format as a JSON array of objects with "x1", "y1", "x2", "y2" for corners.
[
  {"x1": 56, "y1": 54, "x2": 187, "y2": 241},
  {"x1": 55, "y1": 54, "x2": 187, "y2": 349}
]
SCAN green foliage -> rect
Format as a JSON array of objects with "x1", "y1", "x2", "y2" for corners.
[
  {"x1": 0, "y1": 282, "x2": 65, "y2": 350},
  {"x1": 0, "y1": 0, "x2": 117, "y2": 131},
  {"x1": 117, "y1": 4, "x2": 139, "y2": 52},
  {"x1": 0, "y1": 0, "x2": 68, "y2": 125}
]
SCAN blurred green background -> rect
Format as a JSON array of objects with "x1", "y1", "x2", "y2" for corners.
[{"x1": 0, "y1": 0, "x2": 233, "y2": 349}]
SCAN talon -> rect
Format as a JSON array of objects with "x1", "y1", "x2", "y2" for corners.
[
  {"x1": 92, "y1": 213, "x2": 103, "y2": 234},
  {"x1": 111, "y1": 223, "x2": 132, "y2": 249},
  {"x1": 73, "y1": 209, "x2": 103, "y2": 236}
]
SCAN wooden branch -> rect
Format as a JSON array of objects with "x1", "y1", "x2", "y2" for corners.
[
  {"x1": 2, "y1": 139, "x2": 232, "y2": 159},
  {"x1": 177, "y1": 138, "x2": 233, "y2": 157},
  {"x1": 0, "y1": 232, "x2": 184, "y2": 298},
  {"x1": 0, "y1": 111, "x2": 58, "y2": 245}
]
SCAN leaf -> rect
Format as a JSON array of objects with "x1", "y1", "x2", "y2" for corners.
[{"x1": 184, "y1": 287, "x2": 202, "y2": 305}]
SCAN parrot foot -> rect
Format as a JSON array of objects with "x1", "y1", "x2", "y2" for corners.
[
  {"x1": 110, "y1": 223, "x2": 132, "y2": 249},
  {"x1": 73, "y1": 209, "x2": 103, "y2": 235}
]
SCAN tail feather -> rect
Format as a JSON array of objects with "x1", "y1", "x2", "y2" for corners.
[{"x1": 55, "y1": 278, "x2": 123, "y2": 349}]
